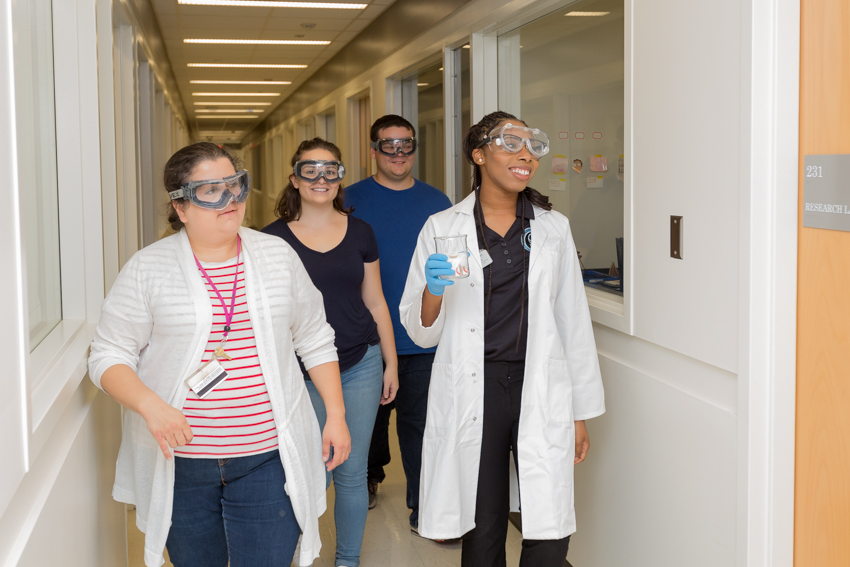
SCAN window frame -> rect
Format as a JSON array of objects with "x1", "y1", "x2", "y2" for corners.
[
  {"x1": 480, "y1": 0, "x2": 633, "y2": 335},
  {"x1": 14, "y1": 0, "x2": 107, "y2": 465}
]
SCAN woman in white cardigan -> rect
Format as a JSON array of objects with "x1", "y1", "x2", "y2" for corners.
[{"x1": 88, "y1": 142, "x2": 350, "y2": 567}]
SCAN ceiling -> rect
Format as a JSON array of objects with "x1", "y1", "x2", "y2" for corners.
[{"x1": 150, "y1": 0, "x2": 397, "y2": 143}]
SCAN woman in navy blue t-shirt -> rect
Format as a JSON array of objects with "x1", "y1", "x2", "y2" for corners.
[{"x1": 262, "y1": 138, "x2": 398, "y2": 567}]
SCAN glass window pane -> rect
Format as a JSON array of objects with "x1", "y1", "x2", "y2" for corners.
[
  {"x1": 14, "y1": 0, "x2": 62, "y2": 348},
  {"x1": 416, "y1": 61, "x2": 445, "y2": 192},
  {"x1": 500, "y1": 0, "x2": 625, "y2": 296}
]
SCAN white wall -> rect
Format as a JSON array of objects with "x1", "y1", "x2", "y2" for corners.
[
  {"x1": 632, "y1": 0, "x2": 741, "y2": 374},
  {"x1": 17, "y1": 391, "x2": 126, "y2": 566}
]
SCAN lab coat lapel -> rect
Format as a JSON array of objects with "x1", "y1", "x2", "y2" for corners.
[
  {"x1": 452, "y1": 193, "x2": 482, "y2": 272},
  {"x1": 529, "y1": 208, "x2": 550, "y2": 273}
]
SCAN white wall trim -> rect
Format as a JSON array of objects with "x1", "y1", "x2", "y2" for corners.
[
  {"x1": 737, "y1": 0, "x2": 799, "y2": 566},
  {"x1": 0, "y1": 0, "x2": 31, "y2": 519}
]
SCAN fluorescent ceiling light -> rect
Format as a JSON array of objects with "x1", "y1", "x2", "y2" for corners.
[
  {"x1": 197, "y1": 115, "x2": 260, "y2": 119},
  {"x1": 185, "y1": 39, "x2": 330, "y2": 46},
  {"x1": 417, "y1": 83, "x2": 428, "y2": 87},
  {"x1": 178, "y1": 0, "x2": 366, "y2": 8},
  {"x1": 462, "y1": 44, "x2": 470, "y2": 48},
  {"x1": 190, "y1": 80, "x2": 291, "y2": 85},
  {"x1": 199, "y1": 131, "x2": 244, "y2": 135},
  {"x1": 196, "y1": 109, "x2": 261, "y2": 113},
  {"x1": 194, "y1": 101, "x2": 272, "y2": 105},
  {"x1": 188, "y1": 63, "x2": 308, "y2": 68},
  {"x1": 565, "y1": 11, "x2": 610, "y2": 16},
  {"x1": 193, "y1": 92, "x2": 280, "y2": 96}
]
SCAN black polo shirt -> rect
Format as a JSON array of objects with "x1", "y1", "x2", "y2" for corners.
[{"x1": 476, "y1": 193, "x2": 535, "y2": 362}]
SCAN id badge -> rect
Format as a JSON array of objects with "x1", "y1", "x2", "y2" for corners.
[
  {"x1": 185, "y1": 358, "x2": 228, "y2": 399},
  {"x1": 480, "y1": 249, "x2": 493, "y2": 268}
]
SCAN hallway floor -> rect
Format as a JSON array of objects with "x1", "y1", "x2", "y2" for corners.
[{"x1": 127, "y1": 412, "x2": 525, "y2": 566}]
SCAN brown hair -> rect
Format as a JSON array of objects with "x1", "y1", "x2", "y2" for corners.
[
  {"x1": 462, "y1": 111, "x2": 551, "y2": 355},
  {"x1": 275, "y1": 138, "x2": 353, "y2": 222},
  {"x1": 163, "y1": 142, "x2": 242, "y2": 231},
  {"x1": 370, "y1": 114, "x2": 416, "y2": 142}
]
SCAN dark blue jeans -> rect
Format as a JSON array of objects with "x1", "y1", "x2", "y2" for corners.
[
  {"x1": 367, "y1": 352, "x2": 434, "y2": 527},
  {"x1": 166, "y1": 450, "x2": 300, "y2": 567}
]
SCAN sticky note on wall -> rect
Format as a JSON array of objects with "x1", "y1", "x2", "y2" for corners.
[{"x1": 587, "y1": 176, "x2": 604, "y2": 189}]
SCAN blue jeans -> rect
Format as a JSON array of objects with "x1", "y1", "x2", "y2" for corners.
[
  {"x1": 305, "y1": 343, "x2": 383, "y2": 567},
  {"x1": 165, "y1": 450, "x2": 300, "y2": 567},
  {"x1": 367, "y1": 352, "x2": 434, "y2": 527}
]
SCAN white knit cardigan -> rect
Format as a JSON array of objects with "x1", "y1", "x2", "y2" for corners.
[{"x1": 88, "y1": 227, "x2": 337, "y2": 567}]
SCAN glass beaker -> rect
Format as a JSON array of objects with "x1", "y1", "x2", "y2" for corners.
[{"x1": 434, "y1": 235, "x2": 470, "y2": 280}]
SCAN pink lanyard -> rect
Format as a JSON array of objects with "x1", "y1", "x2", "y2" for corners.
[{"x1": 194, "y1": 238, "x2": 242, "y2": 353}]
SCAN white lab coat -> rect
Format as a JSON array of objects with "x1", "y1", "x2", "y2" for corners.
[{"x1": 399, "y1": 192, "x2": 605, "y2": 541}]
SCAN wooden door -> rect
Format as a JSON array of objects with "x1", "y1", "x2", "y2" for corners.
[{"x1": 795, "y1": 1, "x2": 850, "y2": 565}]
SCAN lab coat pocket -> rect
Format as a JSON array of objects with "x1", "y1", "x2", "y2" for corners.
[
  {"x1": 425, "y1": 363, "x2": 455, "y2": 438},
  {"x1": 546, "y1": 359, "x2": 573, "y2": 424}
]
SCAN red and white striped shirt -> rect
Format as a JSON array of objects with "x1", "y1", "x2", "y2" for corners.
[{"x1": 177, "y1": 257, "x2": 279, "y2": 458}]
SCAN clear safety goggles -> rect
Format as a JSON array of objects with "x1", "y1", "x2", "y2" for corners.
[
  {"x1": 293, "y1": 160, "x2": 346, "y2": 183},
  {"x1": 169, "y1": 170, "x2": 251, "y2": 210},
  {"x1": 479, "y1": 123, "x2": 550, "y2": 158},
  {"x1": 370, "y1": 137, "x2": 417, "y2": 156}
]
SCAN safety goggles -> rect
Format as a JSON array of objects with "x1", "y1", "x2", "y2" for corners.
[
  {"x1": 479, "y1": 123, "x2": 550, "y2": 158},
  {"x1": 370, "y1": 137, "x2": 417, "y2": 156},
  {"x1": 293, "y1": 160, "x2": 346, "y2": 183},
  {"x1": 169, "y1": 170, "x2": 251, "y2": 210}
]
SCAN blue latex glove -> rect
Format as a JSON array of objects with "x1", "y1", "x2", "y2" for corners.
[{"x1": 424, "y1": 254, "x2": 455, "y2": 296}]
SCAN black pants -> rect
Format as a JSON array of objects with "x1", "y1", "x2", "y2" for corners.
[
  {"x1": 462, "y1": 360, "x2": 571, "y2": 567},
  {"x1": 367, "y1": 352, "x2": 434, "y2": 526}
]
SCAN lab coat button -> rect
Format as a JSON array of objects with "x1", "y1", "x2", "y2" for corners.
[
  {"x1": 470, "y1": 328, "x2": 475, "y2": 332},
  {"x1": 472, "y1": 372, "x2": 476, "y2": 376},
  {"x1": 470, "y1": 283, "x2": 474, "y2": 287},
  {"x1": 473, "y1": 417, "x2": 477, "y2": 421}
]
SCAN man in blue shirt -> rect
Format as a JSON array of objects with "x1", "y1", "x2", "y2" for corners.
[{"x1": 345, "y1": 115, "x2": 451, "y2": 533}]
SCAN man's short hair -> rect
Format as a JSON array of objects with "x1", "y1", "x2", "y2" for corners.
[{"x1": 370, "y1": 114, "x2": 416, "y2": 142}]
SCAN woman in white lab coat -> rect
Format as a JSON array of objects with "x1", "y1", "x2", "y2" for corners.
[{"x1": 399, "y1": 111, "x2": 606, "y2": 567}]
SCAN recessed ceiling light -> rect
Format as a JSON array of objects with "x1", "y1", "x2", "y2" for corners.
[
  {"x1": 565, "y1": 11, "x2": 610, "y2": 16},
  {"x1": 185, "y1": 39, "x2": 331, "y2": 46},
  {"x1": 188, "y1": 63, "x2": 308, "y2": 69},
  {"x1": 462, "y1": 44, "x2": 470, "y2": 49},
  {"x1": 197, "y1": 115, "x2": 260, "y2": 119},
  {"x1": 178, "y1": 0, "x2": 366, "y2": 7},
  {"x1": 438, "y1": 67, "x2": 443, "y2": 71},
  {"x1": 194, "y1": 101, "x2": 272, "y2": 106},
  {"x1": 417, "y1": 83, "x2": 428, "y2": 87},
  {"x1": 193, "y1": 92, "x2": 281, "y2": 96},
  {"x1": 190, "y1": 80, "x2": 291, "y2": 85}
]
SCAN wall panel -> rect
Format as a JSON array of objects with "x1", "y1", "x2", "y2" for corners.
[
  {"x1": 18, "y1": 392, "x2": 126, "y2": 567},
  {"x1": 632, "y1": 0, "x2": 741, "y2": 373},
  {"x1": 572, "y1": 336, "x2": 737, "y2": 567}
]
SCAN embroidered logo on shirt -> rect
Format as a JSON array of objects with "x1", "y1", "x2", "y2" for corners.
[{"x1": 521, "y1": 228, "x2": 532, "y2": 252}]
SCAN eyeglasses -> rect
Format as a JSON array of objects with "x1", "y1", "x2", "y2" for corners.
[
  {"x1": 169, "y1": 170, "x2": 251, "y2": 210},
  {"x1": 293, "y1": 160, "x2": 346, "y2": 182},
  {"x1": 370, "y1": 137, "x2": 417, "y2": 156},
  {"x1": 478, "y1": 123, "x2": 550, "y2": 158}
]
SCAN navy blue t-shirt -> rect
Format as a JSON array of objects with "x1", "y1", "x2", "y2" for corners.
[
  {"x1": 345, "y1": 177, "x2": 452, "y2": 355},
  {"x1": 262, "y1": 215, "x2": 380, "y2": 373}
]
